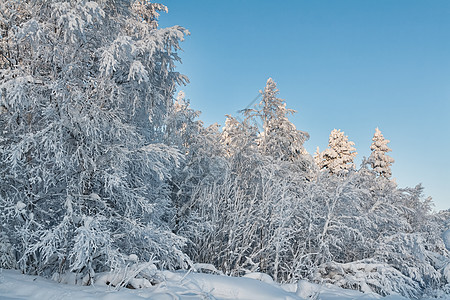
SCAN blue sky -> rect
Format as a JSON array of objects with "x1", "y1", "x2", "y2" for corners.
[{"x1": 158, "y1": 0, "x2": 450, "y2": 211}]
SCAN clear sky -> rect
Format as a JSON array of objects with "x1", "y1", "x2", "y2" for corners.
[{"x1": 158, "y1": 0, "x2": 450, "y2": 211}]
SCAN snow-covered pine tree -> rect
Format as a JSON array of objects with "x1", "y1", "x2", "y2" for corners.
[
  {"x1": 0, "y1": 0, "x2": 189, "y2": 279},
  {"x1": 314, "y1": 146, "x2": 323, "y2": 168},
  {"x1": 368, "y1": 127, "x2": 395, "y2": 178},
  {"x1": 319, "y1": 129, "x2": 357, "y2": 174},
  {"x1": 247, "y1": 78, "x2": 309, "y2": 162}
]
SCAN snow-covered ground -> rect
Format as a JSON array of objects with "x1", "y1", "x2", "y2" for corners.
[{"x1": 0, "y1": 269, "x2": 412, "y2": 300}]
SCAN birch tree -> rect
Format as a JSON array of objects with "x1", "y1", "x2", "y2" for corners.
[{"x1": 0, "y1": 0, "x2": 189, "y2": 279}]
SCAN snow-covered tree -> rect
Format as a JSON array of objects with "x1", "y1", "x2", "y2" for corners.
[
  {"x1": 368, "y1": 128, "x2": 395, "y2": 178},
  {"x1": 164, "y1": 91, "x2": 202, "y2": 152},
  {"x1": 314, "y1": 146, "x2": 323, "y2": 168},
  {"x1": 164, "y1": 92, "x2": 227, "y2": 237},
  {"x1": 245, "y1": 78, "x2": 309, "y2": 162},
  {"x1": 319, "y1": 129, "x2": 357, "y2": 174},
  {"x1": 221, "y1": 115, "x2": 259, "y2": 158},
  {"x1": 0, "y1": 0, "x2": 189, "y2": 279}
]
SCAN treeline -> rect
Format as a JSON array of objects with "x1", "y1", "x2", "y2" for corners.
[
  {"x1": 0, "y1": 1, "x2": 448, "y2": 298},
  {"x1": 168, "y1": 79, "x2": 449, "y2": 298}
]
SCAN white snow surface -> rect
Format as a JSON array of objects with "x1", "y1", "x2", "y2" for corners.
[{"x1": 0, "y1": 269, "x2": 413, "y2": 300}]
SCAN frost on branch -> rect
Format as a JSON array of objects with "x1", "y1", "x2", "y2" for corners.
[
  {"x1": 132, "y1": 1, "x2": 168, "y2": 29},
  {"x1": 313, "y1": 260, "x2": 421, "y2": 298},
  {"x1": 0, "y1": 231, "x2": 15, "y2": 269}
]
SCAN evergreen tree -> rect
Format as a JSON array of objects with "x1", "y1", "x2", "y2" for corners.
[
  {"x1": 246, "y1": 78, "x2": 309, "y2": 161},
  {"x1": 368, "y1": 127, "x2": 395, "y2": 178},
  {"x1": 314, "y1": 146, "x2": 323, "y2": 168},
  {"x1": 319, "y1": 129, "x2": 357, "y2": 174}
]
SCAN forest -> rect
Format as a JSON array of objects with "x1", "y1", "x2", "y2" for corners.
[{"x1": 0, "y1": 1, "x2": 449, "y2": 299}]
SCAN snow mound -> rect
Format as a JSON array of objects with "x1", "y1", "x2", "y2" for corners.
[
  {"x1": 243, "y1": 272, "x2": 274, "y2": 284},
  {"x1": 0, "y1": 269, "x2": 412, "y2": 300}
]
